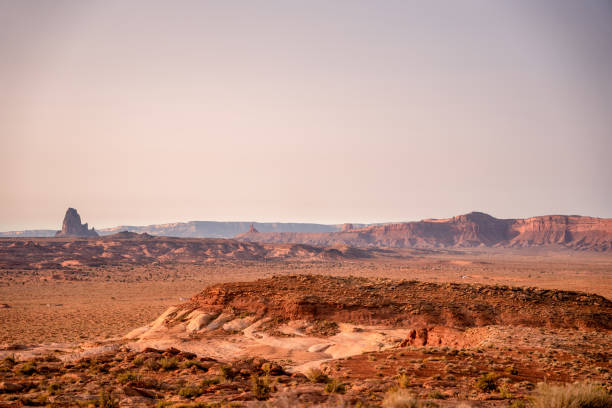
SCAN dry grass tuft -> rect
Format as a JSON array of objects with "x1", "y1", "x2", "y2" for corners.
[
  {"x1": 382, "y1": 389, "x2": 423, "y2": 408},
  {"x1": 531, "y1": 382, "x2": 611, "y2": 408}
]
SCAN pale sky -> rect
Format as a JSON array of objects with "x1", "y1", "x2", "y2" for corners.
[{"x1": 1, "y1": 1, "x2": 611, "y2": 230}]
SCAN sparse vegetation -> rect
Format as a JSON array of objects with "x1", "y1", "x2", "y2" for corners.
[
  {"x1": 98, "y1": 390, "x2": 119, "y2": 408},
  {"x1": 531, "y1": 382, "x2": 612, "y2": 408},
  {"x1": 178, "y1": 385, "x2": 203, "y2": 398},
  {"x1": 305, "y1": 367, "x2": 329, "y2": 383},
  {"x1": 476, "y1": 372, "x2": 498, "y2": 392},
  {"x1": 16, "y1": 362, "x2": 37, "y2": 376},
  {"x1": 117, "y1": 371, "x2": 140, "y2": 384},
  {"x1": 382, "y1": 388, "x2": 424, "y2": 408},
  {"x1": 398, "y1": 373, "x2": 411, "y2": 388},
  {"x1": 324, "y1": 378, "x2": 346, "y2": 394},
  {"x1": 251, "y1": 375, "x2": 272, "y2": 400},
  {"x1": 160, "y1": 357, "x2": 179, "y2": 371},
  {"x1": 183, "y1": 359, "x2": 208, "y2": 370},
  {"x1": 201, "y1": 377, "x2": 221, "y2": 386},
  {"x1": 219, "y1": 365, "x2": 235, "y2": 382}
]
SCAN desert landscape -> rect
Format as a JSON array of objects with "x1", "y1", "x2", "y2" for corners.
[
  {"x1": 2, "y1": 2, "x2": 611, "y2": 407},
  {"x1": 0, "y1": 209, "x2": 610, "y2": 407}
]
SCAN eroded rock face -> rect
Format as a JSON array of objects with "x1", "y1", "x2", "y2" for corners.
[
  {"x1": 237, "y1": 212, "x2": 612, "y2": 251},
  {"x1": 55, "y1": 208, "x2": 98, "y2": 237}
]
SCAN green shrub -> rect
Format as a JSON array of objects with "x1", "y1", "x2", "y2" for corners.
[
  {"x1": 98, "y1": 390, "x2": 119, "y2": 408},
  {"x1": 499, "y1": 385, "x2": 513, "y2": 399},
  {"x1": 145, "y1": 358, "x2": 161, "y2": 371},
  {"x1": 47, "y1": 383, "x2": 62, "y2": 395},
  {"x1": 305, "y1": 367, "x2": 328, "y2": 383},
  {"x1": 117, "y1": 371, "x2": 140, "y2": 384},
  {"x1": 324, "y1": 378, "x2": 346, "y2": 394},
  {"x1": 505, "y1": 366, "x2": 518, "y2": 375},
  {"x1": 17, "y1": 362, "x2": 37, "y2": 376},
  {"x1": 429, "y1": 390, "x2": 446, "y2": 399},
  {"x1": 2, "y1": 356, "x2": 16, "y2": 367},
  {"x1": 476, "y1": 372, "x2": 498, "y2": 392},
  {"x1": 183, "y1": 360, "x2": 207, "y2": 371},
  {"x1": 160, "y1": 357, "x2": 179, "y2": 371},
  {"x1": 398, "y1": 373, "x2": 411, "y2": 388},
  {"x1": 201, "y1": 377, "x2": 220, "y2": 386},
  {"x1": 178, "y1": 385, "x2": 202, "y2": 398},
  {"x1": 132, "y1": 356, "x2": 145, "y2": 366},
  {"x1": 531, "y1": 382, "x2": 612, "y2": 408},
  {"x1": 251, "y1": 375, "x2": 272, "y2": 400},
  {"x1": 219, "y1": 365, "x2": 235, "y2": 382}
]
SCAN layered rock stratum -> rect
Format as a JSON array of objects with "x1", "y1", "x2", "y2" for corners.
[
  {"x1": 237, "y1": 212, "x2": 612, "y2": 251},
  {"x1": 0, "y1": 234, "x2": 372, "y2": 269},
  {"x1": 127, "y1": 275, "x2": 611, "y2": 370}
]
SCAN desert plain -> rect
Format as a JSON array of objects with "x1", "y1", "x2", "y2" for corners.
[{"x1": 0, "y1": 232, "x2": 610, "y2": 407}]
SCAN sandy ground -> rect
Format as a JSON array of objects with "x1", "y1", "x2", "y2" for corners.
[{"x1": 1, "y1": 249, "x2": 611, "y2": 345}]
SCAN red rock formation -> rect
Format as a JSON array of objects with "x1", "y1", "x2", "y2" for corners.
[
  {"x1": 236, "y1": 212, "x2": 612, "y2": 251},
  {"x1": 55, "y1": 208, "x2": 98, "y2": 237},
  {"x1": 341, "y1": 223, "x2": 354, "y2": 232}
]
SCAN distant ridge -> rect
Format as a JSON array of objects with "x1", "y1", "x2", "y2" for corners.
[
  {"x1": 2, "y1": 212, "x2": 612, "y2": 251},
  {"x1": 0, "y1": 220, "x2": 368, "y2": 238},
  {"x1": 236, "y1": 212, "x2": 612, "y2": 252}
]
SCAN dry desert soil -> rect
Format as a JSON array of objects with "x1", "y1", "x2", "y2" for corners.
[{"x1": 0, "y1": 238, "x2": 610, "y2": 407}]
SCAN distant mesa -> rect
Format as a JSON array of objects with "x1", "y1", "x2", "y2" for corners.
[
  {"x1": 55, "y1": 208, "x2": 99, "y2": 237},
  {"x1": 248, "y1": 224, "x2": 258, "y2": 233},
  {"x1": 236, "y1": 211, "x2": 612, "y2": 252},
  {"x1": 341, "y1": 223, "x2": 354, "y2": 232}
]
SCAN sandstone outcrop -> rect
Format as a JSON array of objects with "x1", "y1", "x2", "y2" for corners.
[
  {"x1": 55, "y1": 208, "x2": 98, "y2": 238},
  {"x1": 0, "y1": 235, "x2": 372, "y2": 269},
  {"x1": 237, "y1": 212, "x2": 612, "y2": 251}
]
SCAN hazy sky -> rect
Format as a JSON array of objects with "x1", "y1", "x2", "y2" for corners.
[{"x1": 1, "y1": 1, "x2": 611, "y2": 230}]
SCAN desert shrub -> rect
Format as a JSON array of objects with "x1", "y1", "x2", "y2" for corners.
[
  {"x1": 531, "y1": 382, "x2": 612, "y2": 408},
  {"x1": 382, "y1": 388, "x2": 423, "y2": 408},
  {"x1": 18, "y1": 394, "x2": 48, "y2": 406},
  {"x1": 17, "y1": 362, "x2": 37, "y2": 376},
  {"x1": 305, "y1": 367, "x2": 329, "y2": 383},
  {"x1": 42, "y1": 354, "x2": 61, "y2": 362},
  {"x1": 160, "y1": 357, "x2": 179, "y2": 371},
  {"x1": 510, "y1": 400, "x2": 526, "y2": 408},
  {"x1": 132, "y1": 356, "x2": 145, "y2": 366},
  {"x1": 219, "y1": 365, "x2": 235, "y2": 382},
  {"x1": 429, "y1": 390, "x2": 446, "y2": 399},
  {"x1": 499, "y1": 385, "x2": 513, "y2": 399},
  {"x1": 476, "y1": 372, "x2": 498, "y2": 392},
  {"x1": 47, "y1": 382, "x2": 62, "y2": 395},
  {"x1": 505, "y1": 366, "x2": 519, "y2": 375},
  {"x1": 324, "y1": 378, "x2": 346, "y2": 394},
  {"x1": 145, "y1": 358, "x2": 161, "y2": 371},
  {"x1": 117, "y1": 371, "x2": 140, "y2": 384},
  {"x1": 98, "y1": 390, "x2": 119, "y2": 408},
  {"x1": 0, "y1": 356, "x2": 17, "y2": 372},
  {"x1": 201, "y1": 377, "x2": 220, "y2": 386},
  {"x1": 183, "y1": 360, "x2": 208, "y2": 371},
  {"x1": 178, "y1": 385, "x2": 203, "y2": 398},
  {"x1": 251, "y1": 375, "x2": 272, "y2": 400},
  {"x1": 398, "y1": 373, "x2": 411, "y2": 388}
]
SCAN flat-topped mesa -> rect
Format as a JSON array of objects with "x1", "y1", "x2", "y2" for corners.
[{"x1": 55, "y1": 208, "x2": 99, "y2": 237}]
